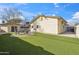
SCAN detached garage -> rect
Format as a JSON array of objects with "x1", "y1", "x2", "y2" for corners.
[{"x1": 30, "y1": 15, "x2": 67, "y2": 35}]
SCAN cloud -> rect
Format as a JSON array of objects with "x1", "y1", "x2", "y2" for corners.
[
  {"x1": 0, "y1": 6, "x2": 8, "y2": 11},
  {"x1": 0, "y1": 3, "x2": 28, "y2": 10},
  {"x1": 0, "y1": 4, "x2": 35, "y2": 21},
  {"x1": 52, "y1": 14, "x2": 56, "y2": 16},
  {"x1": 0, "y1": 6, "x2": 11, "y2": 18},
  {"x1": 12, "y1": 3, "x2": 28, "y2": 7},
  {"x1": 63, "y1": 4, "x2": 70, "y2": 8},
  {"x1": 67, "y1": 19, "x2": 76, "y2": 26},
  {"x1": 19, "y1": 10, "x2": 36, "y2": 21},
  {"x1": 72, "y1": 12, "x2": 79, "y2": 19},
  {"x1": 67, "y1": 12, "x2": 79, "y2": 25},
  {"x1": 53, "y1": 3, "x2": 59, "y2": 8},
  {"x1": 0, "y1": 5, "x2": 15, "y2": 12},
  {"x1": 20, "y1": 10, "x2": 35, "y2": 17}
]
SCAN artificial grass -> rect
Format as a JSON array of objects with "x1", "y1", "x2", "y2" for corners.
[{"x1": 0, "y1": 33, "x2": 79, "y2": 55}]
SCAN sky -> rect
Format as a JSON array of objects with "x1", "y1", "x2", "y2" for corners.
[{"x1": 0, "y1": 3, "x2": 79, "y2": 25}]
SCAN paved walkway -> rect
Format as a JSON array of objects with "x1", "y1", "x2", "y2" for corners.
[
  {"x1": 0, "y1": 32, "x2": 7, "y2": 35},
  {"x1": 59, "y1": 32, "x2": 76, "y2": 38}
]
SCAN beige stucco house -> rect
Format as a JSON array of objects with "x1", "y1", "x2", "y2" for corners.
[
  {"x1": 0, "y1": 19, "x2": 22, "y2": 33},
  {"x1": 30, "y1": 15, "x2": 67, "y2": 34},
  {"x1": 0, "y1": 15, "x2": 67, "y2": 35}
]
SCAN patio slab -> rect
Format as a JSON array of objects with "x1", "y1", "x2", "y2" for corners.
[
  {"x1": 0, "y1": 32, "x2": 7, "y2": 35},
  {"x1": 59, "y1": 32, "x2": 76, "y2": 38}
]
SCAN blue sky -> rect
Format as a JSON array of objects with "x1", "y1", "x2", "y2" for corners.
[{"x1": 0, "y1": 3, "x2": 79, "y2": 24}]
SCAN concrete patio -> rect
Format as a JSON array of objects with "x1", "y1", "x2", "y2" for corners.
[
  {"x1": 59, "y1": 32, "x2": 77, "y2": 38},
  {"x1": 0, "y1": 32, "x2": 7, "y2": 35}
]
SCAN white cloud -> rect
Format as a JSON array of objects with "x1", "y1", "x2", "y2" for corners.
[
  {"x1": 72, "y1": 12, "x2": 79, "y2": 19},
  {"x1": 0, "y1": 3, "x2": 28, "y2": 11},
  {"x1": 37, "y1": 12, "x2": 43, "y2": 15},
  {"x1": 19, "y1": 10, "x2": 36, "y2": 21},
  {"x1": 67, "y1": 19, "x2": 76, "y2": 26},
  {"x1": 0, "y1": 5, "x2": 15, "y2": 13},
  {"x1": 12, "y1": 3, "x2": 28, "y2": 7},
  {"x1": 0, "y1": 7, "x2": 8, "y2": 11},
  {"x1": 52, "y1": 14, "x2": 56, "y2": 16},
  {"x1": 63, "y1": 4, "x2": 70, "y2": 8},
  {"x1": 67, "y1": 12, "x2": 79, "y2": 25},
  {"x1": 53, "y1": 3, "x2": 59, "y2": 8},
  {"x1": 20, "y1": 10, "x2": 35, "y2": 17}
]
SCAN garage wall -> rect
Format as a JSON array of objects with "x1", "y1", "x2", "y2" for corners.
[{"x1": 31, "y1": 17, "x2": 58, "y2": 34}]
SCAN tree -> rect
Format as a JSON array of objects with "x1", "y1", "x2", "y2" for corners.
[{"x1": 0, "y1": 8, "x2": 23, "y2": 22}]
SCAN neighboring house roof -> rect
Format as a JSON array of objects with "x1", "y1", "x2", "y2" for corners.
[
  {"x1": 0, "y1": 19, "x2": 30, "y2": 27},
  {"x1": 30, "y1": 15, "x2": 67, "y2": 24},
  {"x1": 0, "y1": 23, "x2": 20, "y2": 26},
  {"x1": 75, "y1": 24, "x2": 79, "y2": 27},
  {"x1": 0, "y1": 18, "x2": 22, "y2": 26},
  {"x1": 7, "y1": 18, "x2": 22, "y2": 24}
]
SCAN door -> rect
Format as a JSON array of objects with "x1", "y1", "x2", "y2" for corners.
[
  {"x1": 11, "y1": 26, "x2": 17, "y2": 32},
  {"x1": 15, "y1": 26, "x2": 17, "y2": 32}
]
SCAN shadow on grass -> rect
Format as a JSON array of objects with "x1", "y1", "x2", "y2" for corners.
[{"x1": 0, "y1": 34, "x2": 54, "y2": 55}]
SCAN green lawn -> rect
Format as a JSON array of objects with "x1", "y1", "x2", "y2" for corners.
[{"x1": 0, "y1": 32, "x2": 79, "y2": 55}]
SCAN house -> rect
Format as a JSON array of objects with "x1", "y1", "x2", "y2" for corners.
[
  {"x1": 75, "y1": 24, "x2": 79, "y2": 38},
  {"x1": 0, "y1": 18, "x2": 30, "y2": 33},
  {"x1": 30, "y1": 15, "x2": 67, "y2": 34},
  {"x1": 66, "y1": 24, "x2": 75, "y2": 33},
  {"x1": 0, "y1": 19, "x2": 22, "y2": 33}
]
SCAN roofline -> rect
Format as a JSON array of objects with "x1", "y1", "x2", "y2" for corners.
[
  {"x1": 30, "y1": 15, "x2": 67, "y2": 24},
  {"x1": 0, "y1": 23, "x2": 20, "y2": 26}
]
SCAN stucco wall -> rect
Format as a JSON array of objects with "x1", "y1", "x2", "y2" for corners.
[
  {"x1": 58, "y1": 19, "x2": 66, "y2": 34},
  {"x1": 31, "y1": 17, "x2": 58, "y2": 34},
  {"x1": 8, "y1": 25, "x2": 20, "y2": 32},
  {"x1": 0, "y1": 26, "x2": 8, "y2": 32},
  {"x1": 0, "y1": 25, "x2": 20, "y2": 32}
]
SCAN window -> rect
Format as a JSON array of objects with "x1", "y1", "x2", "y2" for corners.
[
  {"x1": 11, "y1": 26, "x2": 17, "y2": 32},
  {"x1": 61, "y1": 21, "x2": 64, "y2": 24},
  {"x1": 40, "y1": 17, "x2": 43, "y2": 21},
  {"x1": 26, "y1": 22, "x2": 29, "y2": 24},
  {"x1": 2, "y1": 20, "x2": 5, "y2": 24},
  {"x1": 32, "y1": 26, "x2": 33, "y2": 28},
  {"x1": 37, "y1": 25, "x2": 40, "y2": 28}
]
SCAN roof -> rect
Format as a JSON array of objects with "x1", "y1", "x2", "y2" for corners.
[
  {"x1": 30, "y1": 15, "x2": 67, "y2": 24},
  {"x1": 0, "y1": 23, "x2": 20, "y2": 26},
  {"x1": 0, "y1": 18, "x2": 22, "y2": 26},
  {"x1": 7, "y1": 18, "x2": 22, "y2": 23}
]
